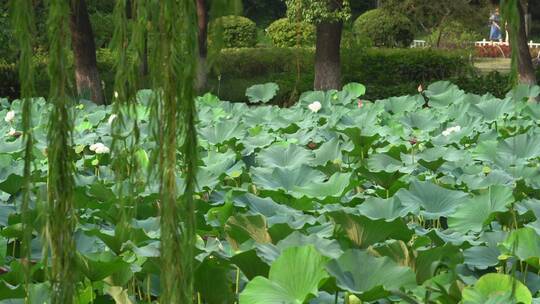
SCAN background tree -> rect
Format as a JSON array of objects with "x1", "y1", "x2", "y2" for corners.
[
  {"x1": 502, "y1": 0, "x2": 537, "y2": 86},
  {"x1": 196, "y1": 0, "x2": 208, "y2": 91},
  {"x1": 70, "y1": 0, "x2": 104, "y2": 104},
  {"x1": 286, "y1": 0, "x2": 351, "y2": 90},
  {"x1": 381, "y1": 0, "x2": 490, "y2": 47}
]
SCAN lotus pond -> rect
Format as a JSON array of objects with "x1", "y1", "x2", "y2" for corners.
[{"x1": 1, "y1": 82, "x2": 540, "y2": 303}]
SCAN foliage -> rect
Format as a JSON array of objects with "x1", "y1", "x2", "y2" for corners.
[
  {"x1": 0, "y1": 8, "x2": 15, "y2": 62},
  {"x1": 1, "y1": 81, "x2": 540, "y2": 302},
  {"x1": 242, "y1": 0, "x2": 286, "y2": 27},
  {"x1": 285, "y1": 0, "x2": 351, "y2": 24},
  {"x1": 245, "y1": 82, "x2": 280, "y2": 103},
  {"x1": 427, "y1": 20, "x2": 482, "y2": 49},
  {"x1": 266, "y1": 18, "x2": 315, "y2": 47},
  {"x1": 209, "y1": 15, "x2": 258, "y2": 48},
  {"x1": 146, "y1": 0, "x2": 199, "y2": 302},
  {"x1": 89, "y1": 12, "x2": 115, "y2": 48},
  {"x1": 207, "y1": 47, "x2": 470, "y2": 102},
  {"x1": 45, "y1": 0, "x2": 77, "y2": 302},
  {"x1": 381, "y1": 0, "x2": 491, "y2": 35},
  {"x1": 353, "y1": 9, "x2": 415, "y2": 48}
]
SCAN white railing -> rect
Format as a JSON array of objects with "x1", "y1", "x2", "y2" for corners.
[
  {"x1": 474, "y1": 39, "x2": 540, "y2": 49},
  {"x1": 411, "y1": 39, "x2": 540, "y2": 49},
  {"x1": 410, "y1": 40, "x2": 428, "y2": 48}
]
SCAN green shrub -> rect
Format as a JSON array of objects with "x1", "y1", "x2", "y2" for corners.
[
  {"x1": 266, "y1": 18, "x2": 315, "y2": 47},
  {"x1": 209, "y1": 15, "x2": 257, "y2": 48},
  {"x1": 453, "y1": 71, "x2": 509, "y2": 98},
  {"x1": 90, "y1": 12, "x2": 115, "y2": 48},
  {"x1": 427, "y1": 21, "x2": 482, "y2": 49},
  {"x1": 353, "y1": 9, "x2": 414, "y2": 48},
  {"x1": 0, "y1": 48, "x2": 117, "y2": 102},
  {"x1": 209, "y1": 47, "x2": 470, "y2": 102}
]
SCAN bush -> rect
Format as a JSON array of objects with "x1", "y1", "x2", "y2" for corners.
[
  {"x1": 353, "y1": 9, "x2": 414, "y2": 48},
  {"x1": 266, "y1": 18, "x2": 315, "y2": 47},
  {"x1": 209, "y1": 47, "x2": 470, "y2": 102},
  {"x1": 427, "y1": 21, "x2": 482, "y2": 49},
  {"x1": 0, "y1": 48, "x2": 117, "y2": 102},
  {"x1": 90, "y1": 12, "x2": 115, "y2": 48},
  {"x1": 209, "y1": 15, "x2": 257, "y2": 48}
]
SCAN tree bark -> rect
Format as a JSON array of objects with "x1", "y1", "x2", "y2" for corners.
[
  {"x1": 196, "y1": 0, "x2": 208, "y2": 92},
  {"x1": 516, "y1": 1, "x2": 537, "y2": 86},
  {"x1": 314, "y1": 20, "x2": 343, "y2": 90},
  {"x1": 69, "y1": 0, "x2": 104, "y2": 104}
]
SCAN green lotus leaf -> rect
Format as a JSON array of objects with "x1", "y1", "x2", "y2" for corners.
[
  {"x1": 293, "y1": 172, "x2": 352, "y2": 199},
  {"x1": 508, "y1": 84, "x2": 540, "y2": 102},
  {"x1": 233, "y1": 193, "x2": 316, "y2": 229},
  {"x1": 225, "y1": 214, "x2": 272, "y2": 251},
  {"x1": 240, "y1": 245, "x2": 329, "y2": 304},
  {"x1": 251, "y1": 165, "x2": 325, "y2": 192},
  {"x1": 256, "y1": 231, "x2": 343, "y2": 264},
  {"x1": 256, "y1": 143, "x2": 313, "y2": 169},
  {"x1": 199, "y1": 120, "x2": 246, "y2": 145},
  {"x1": 425, "y1": 81, "x2": 466, "y2": 108},
  {"x1": 367, "y1": 153, "x2": 406, "y2": 173},
  {"x1": 382, "y1": 95, "x2": 424, "y2": 114},
  {"x1": 471, "y1": 98, "x2": 514, "y2": 122},
  {"x1": 312, "y1": 137, "x2": 343, "y2": 166},
  {"x1": 76, "y1": 251, "x2": 132, "y2": 282},
  {"x1": 462, "y1": 273, "x2": 532, "y2": 304},
  {"x1": 499, "y1": 227, "x2": 540, "y2": 268},
  {"x1": 356, "y1": 196, "x2": 415, "y2": 221},
  {"x1": 395, "y1": 180, "x2": 468, "y2": 219},
  {"x1": 448, "y1": 186, "x2": 514, "y2": 233},
  {"x1": 246, "y1": 82, "x2": 280, "y2": 104},
  {"x1": 399, "y1": 110, "x2": 440, "y2": 131},
  {"x1": 326, "y1": 249, "x2": 416, "y2": 301},
  {"x1": 329, "y1": 212, "x2": 412, "y2": 248},
  {"x1": 463, "y1": 245, "x2": 500, "y2": 270},
  {"x1": 195, "y1": 258, "x2": 235, "y2": 304}
]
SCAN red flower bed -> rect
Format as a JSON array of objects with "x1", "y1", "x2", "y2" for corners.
[
  {"x1": 475, "y1": 44, "x2": 540, "y2": 59},
  {"x1": 475, "y1": 44, "x2": 511, "y2": 58}
]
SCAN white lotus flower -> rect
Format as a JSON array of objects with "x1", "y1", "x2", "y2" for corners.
[
  {"x1": 95, "y1": 145, "x2": 110, "y2": 154},
  {"x1": 7, "y1": 127, "x2": 17, "y2": 136},
  {"x1": 90, "y1": 142, "x2": 110, "y2": 154},
  {"x1": 108, "y1": 114, "x2": 117, "y2": 125},
  {"x1": 4, "y1": 111, "x2": 15, "y2": 123},
  {"x1": 442, "y1": 125, "x2": 461, "y2": 137},
  {"x1": 308, "y1": 101, "x2": 322, "y2": 113}
]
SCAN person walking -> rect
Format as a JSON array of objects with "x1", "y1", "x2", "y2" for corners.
[{"x1": 489, "y1": 8, "x2": 503, "y2": 42}]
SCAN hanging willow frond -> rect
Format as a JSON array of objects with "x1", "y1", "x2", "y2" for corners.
[
  {"x1": 110, "y1": 0, "x2": 144, "y2": 246},
  {"x1": 45, "y1": 0, "x2": 77, "y2": 303},
  {"x1": 148, "y1": 0, "x2": 199, "y2": 302},
  {"x1": 10, "y1": 0, "x2": 35, "y2": 301}
]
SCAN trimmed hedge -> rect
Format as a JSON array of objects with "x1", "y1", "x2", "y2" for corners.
[
  {"x1": 5, "y1": 47, "x2": 536, "y2": 104},
  {"x1": 209, "y1": 15, "x2": 257, "y2": 48},
  {"x1": 209, "y1": 47, "x2": 471, "y2": 102},
  {"x1": 266, "y1": 18, "x2": 316, "y2": 47},
  {"x1": 353, "y1": 9, "x2": 414, "y2": 48}
]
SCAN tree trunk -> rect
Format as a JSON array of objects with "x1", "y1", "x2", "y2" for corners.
[
  {"x1": 516, "y1": 1, "x2": 537, "y2": 86},
  {"x1": 69, "y1": 0, "x2": 104, "y2": 104},
  {"x1": 196, "y1": 0, "x2": 208, "y2": 92},
  {"x1": 314, "y1": 21, "x2": 343, "y2": 90}
]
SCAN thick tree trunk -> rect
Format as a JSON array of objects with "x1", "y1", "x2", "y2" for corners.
[
  {"x1": 516, "y1": 1, "x2": 537, "y2": 86},
  {"x1": 314, "y1": 21, "x2": 343, "y2": 90},
  {"x1": 69, "y1": 0, "x2": 104, "y2": 104},
  {"x1": 196, "y1": 0, "x2": 208, "y2": 92}
]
